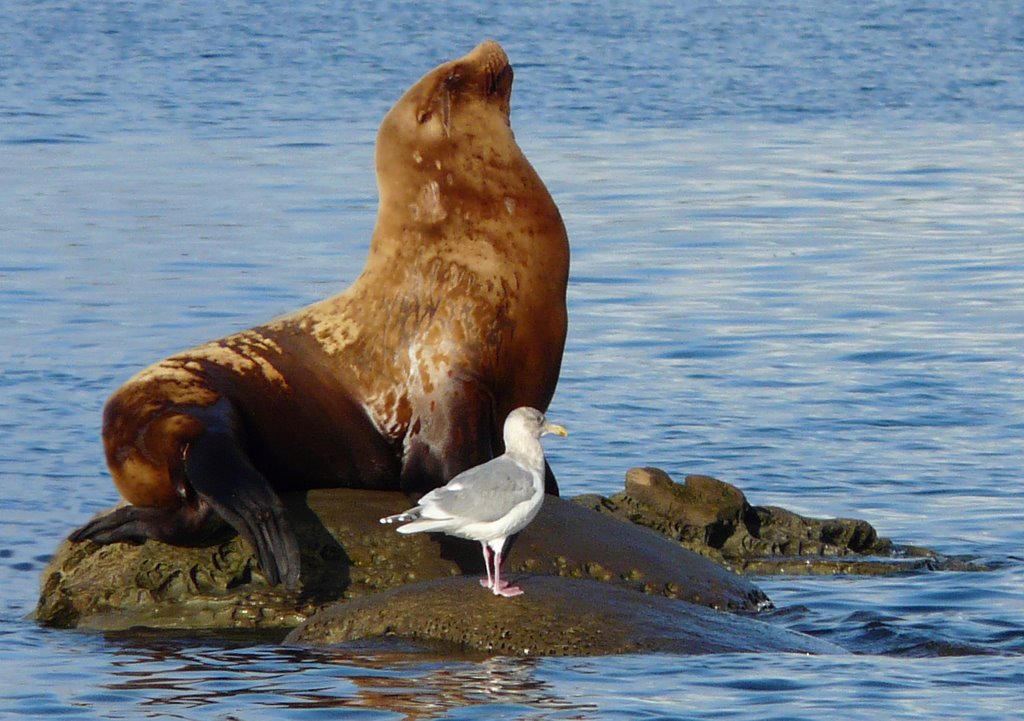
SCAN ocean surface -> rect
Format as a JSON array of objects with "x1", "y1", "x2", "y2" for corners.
[{"x1": 2, "y1": 1, "x2": 1023, "y2": 718}]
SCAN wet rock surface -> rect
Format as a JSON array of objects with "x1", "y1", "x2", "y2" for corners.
[
  {"x1": 37, "y1": 470, "x2": 980, "y2": 654},
  {"x1": 574, "y1": 468, "x2": 984, "y2": 575},
  {"x1": 36, "y1": 489, "x2": 765, "y2": 632},
  {"x1": 286, "y1": 575, "x2": 845, "y2": 657}
]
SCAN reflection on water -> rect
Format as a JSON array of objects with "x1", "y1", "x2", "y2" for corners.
[
  {"x1": 327, "y1": 653, "x2": 593, "y2": 720},
  {"x1": 93, "y1": 638, "x2": 594, "y2": 720}
]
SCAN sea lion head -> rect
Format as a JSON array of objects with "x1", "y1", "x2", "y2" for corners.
[{"x1": 373, "y1": 41, "x2": 524, "y2": 225}]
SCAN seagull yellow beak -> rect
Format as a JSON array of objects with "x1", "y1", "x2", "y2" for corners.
[{"x1": 544, "y1": 422, "x2": 569, "y2": 437}]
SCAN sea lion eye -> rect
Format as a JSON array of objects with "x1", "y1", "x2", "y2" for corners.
[{"x1": 443, "y1": 70, "x2": 463, "y2": 90}]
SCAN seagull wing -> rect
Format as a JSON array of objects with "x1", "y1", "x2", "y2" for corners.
[{"x1": 417, "y1": 455, "x2": 536, "y2": 523}]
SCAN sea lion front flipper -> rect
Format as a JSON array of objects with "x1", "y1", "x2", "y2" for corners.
[
  {"x1": 542, "y1": 459, "x2": 559, "y2": 496},
  {"x1": 183, "y1": 430, "x2": 301, "y2": 589}
]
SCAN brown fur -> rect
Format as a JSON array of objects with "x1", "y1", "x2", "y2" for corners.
[{"x1": 75, "y1": 41, "x2": 569, "y2": 585}]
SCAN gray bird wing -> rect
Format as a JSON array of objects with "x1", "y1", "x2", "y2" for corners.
[{"x1": 418, "y1": 455, "x2": 536, "y2": 523}]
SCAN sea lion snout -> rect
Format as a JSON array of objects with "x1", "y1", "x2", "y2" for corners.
[
  {"x1": 465, "y1": 40, "x2": 509, "y2": 78},
  {"x1": 451, "y1": 41, "x2": 512, "y2": 100}
]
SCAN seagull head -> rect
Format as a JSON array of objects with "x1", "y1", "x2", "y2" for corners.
[{"x1": 503, "y1": 407, "x2": 568, "y2": 446}]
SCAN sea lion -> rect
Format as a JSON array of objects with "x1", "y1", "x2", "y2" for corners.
[{"x1": 69, "y1": 40, "x2": 570, "y2": 589}]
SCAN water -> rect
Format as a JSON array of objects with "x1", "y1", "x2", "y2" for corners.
[{"x1": 2, "y1": 1, "x2": 1022, "y2": 718}]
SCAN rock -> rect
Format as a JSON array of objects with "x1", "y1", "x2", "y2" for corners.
[
  {"x1": 575, "y1": 467, "x2": 972, "y2": 575},
  {"x1": 36, "y1": 489, "x2": 766, "y2": 631},
  {"x1": 285, "y1": 575, "x2": 845, "y2": 657},
  {"x1": 39, "y1": 469, "x2": 976, "y2": 642},
  {"x1": 504, "y1": 493, "x2": 766, "y2": 609}
]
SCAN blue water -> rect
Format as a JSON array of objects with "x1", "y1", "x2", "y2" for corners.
[{"x1": 2, "y1": 1, "x2": 1023, "y2": 718}]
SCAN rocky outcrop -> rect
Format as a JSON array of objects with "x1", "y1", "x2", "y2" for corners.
[
  {"x1": 285, "y1": 575, "x2": 845, "y2": 656},
  {"x1": 574, "y1": 468, "x2": 975, "y2": 575},
  {"x1": 37, "y1": 469, "x2": 978, "y2": 655},
  {"x1": 36, "y1": 488, "x2": 766, "y2": 632}
]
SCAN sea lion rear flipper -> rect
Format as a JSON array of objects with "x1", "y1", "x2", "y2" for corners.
[
  {"x1": 69, "y1": 504, "x2": 202, "y2": 545},
  {"x1": 183, "y1": 430, "x2": 301, "y2": 589}
]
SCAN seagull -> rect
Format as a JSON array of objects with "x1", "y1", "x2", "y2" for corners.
[{"x1": 380, "y1": 406, "x2": 568, "y2": 597}]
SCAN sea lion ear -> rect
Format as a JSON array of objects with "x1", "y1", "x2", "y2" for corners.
[
  {"x1": 435, "y1": 70, "x2": 463, "y2": 138},
  {"x1": 439, "y1": 84, "x2": 451, "y2": 137}
]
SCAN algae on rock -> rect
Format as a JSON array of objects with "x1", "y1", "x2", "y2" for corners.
[{"x1": 574, "y1": 467, "x2": 980, "y2": 575}]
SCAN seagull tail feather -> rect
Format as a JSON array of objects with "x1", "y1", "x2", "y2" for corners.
[
  {"x1": 379, "y1": 508, "x2": 422, "y2": 525},
  {"x1": 393, "y1": 518, "x2": 451, "y2": 534}
]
